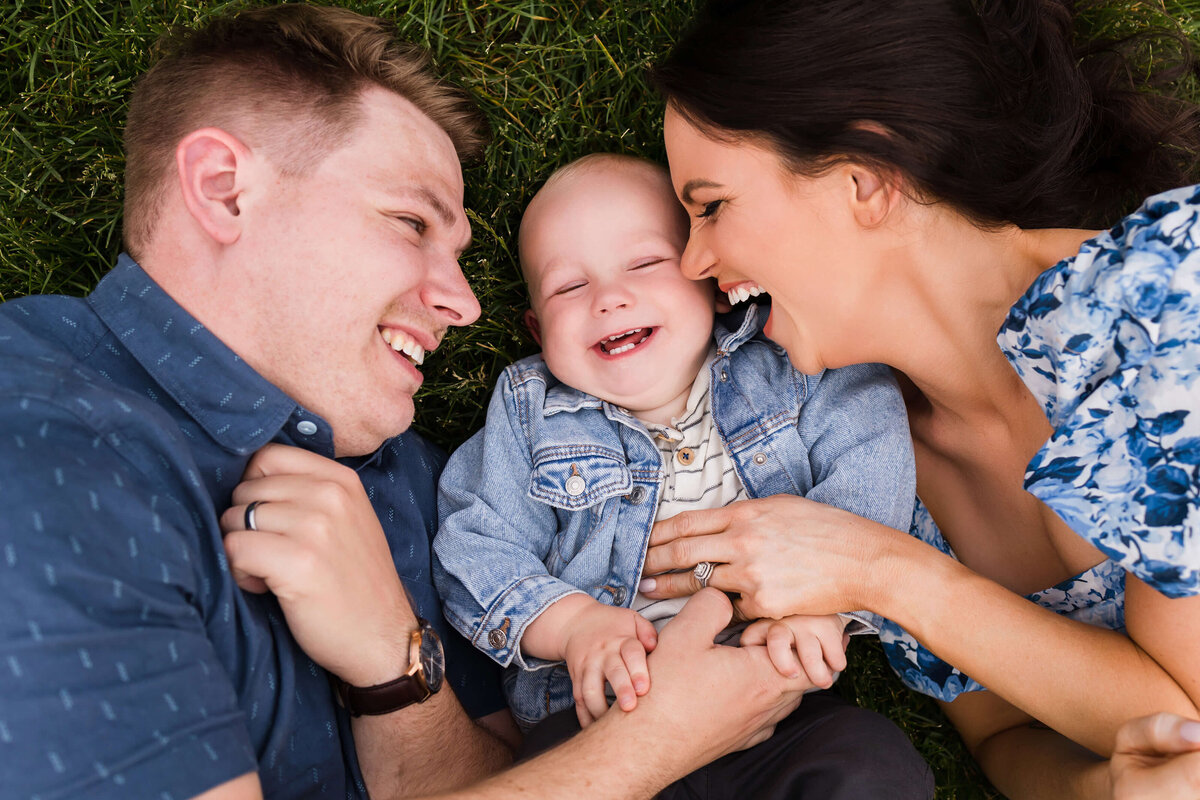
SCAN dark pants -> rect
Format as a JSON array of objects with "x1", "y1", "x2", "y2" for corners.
[{"x1": 520, "y1": 690, "x2": 934, "y2": 800}]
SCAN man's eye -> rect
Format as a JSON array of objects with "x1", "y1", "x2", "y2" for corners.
[
  {"x1": 397, "y1": 215, "x2": 426, "y2": 234},
  {"x1": 696, "y1": 200, "x2": 723, "y2": 219}
]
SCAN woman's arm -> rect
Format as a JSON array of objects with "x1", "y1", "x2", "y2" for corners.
[{"x1": 641, "y1": 495, "x2": 1200, "y2": 756}]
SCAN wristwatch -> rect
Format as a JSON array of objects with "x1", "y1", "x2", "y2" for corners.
[{"x1": 331, "y1": 618, "x2": 445, "y2": 716}]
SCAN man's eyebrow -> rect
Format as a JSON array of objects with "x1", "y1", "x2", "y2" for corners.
[{"x1": 680, "y1": 178, "x2": 722, "y2": 205}]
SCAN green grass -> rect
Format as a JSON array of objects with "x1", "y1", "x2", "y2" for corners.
[{"x1": 3, "y1": 2, "x2": 1199, "y2": 797}]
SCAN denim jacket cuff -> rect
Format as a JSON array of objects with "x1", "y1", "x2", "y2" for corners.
[{"x1": 475, "y1": 578, "x2": 588, "y2": 669}]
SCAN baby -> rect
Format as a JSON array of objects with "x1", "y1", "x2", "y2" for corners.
[{"x1": 433, "y1": 154, "x2": 915, "y2": 735}]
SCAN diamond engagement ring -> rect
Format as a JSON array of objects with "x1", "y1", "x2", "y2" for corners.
[
  {"x1": 245, "y1": 500, "x2": 265, "y2": 532},
  {"x1": 693, "y1": 561, "x2": 716, "y2": 589}
]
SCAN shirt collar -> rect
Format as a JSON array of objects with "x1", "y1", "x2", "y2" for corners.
[{"x1": 88, "y1": 255, "x2": 301, "y2": 455}]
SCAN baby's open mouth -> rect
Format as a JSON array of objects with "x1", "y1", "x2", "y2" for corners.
[{"x1": 597, "y1": 327, "x2": 654, "y2": 355}]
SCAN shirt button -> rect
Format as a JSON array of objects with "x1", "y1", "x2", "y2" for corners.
[
  {"x1": 626, "y1": 486, "x2": 647, "y2": 505},
  {"x1": 612, "y1": 586, "x2": 628, "y2": 605},
  {"x1": 565, "y1": 475, "x2": 586, "y2": 496},
  {"x1": 752, "y1": 452, "x2": 768, "y2": 465},
  {"x1": 296, "y1": 420, "x2": 318, "y2": 436},
  {"x1": 488, "y1": 628, "x2": 508, "y2": 649},
  {"x1": 676, "y1": 447, "x2": 695, "y2": 466}
]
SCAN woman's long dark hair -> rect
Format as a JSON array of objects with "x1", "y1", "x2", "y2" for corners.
[{"x1": 652, "y1": 0, "x2": 1200, "y2": 229}]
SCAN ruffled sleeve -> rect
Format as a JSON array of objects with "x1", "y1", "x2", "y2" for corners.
[{"x1": 999, "y1": 185, "x2": 1200, "y2": 598}]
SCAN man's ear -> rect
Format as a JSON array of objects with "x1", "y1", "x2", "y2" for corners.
[
  {"x1": 847, "y1": 164, "x2": 896, "y2": 229},
  {"x1": 175, "y1": 127, "x2": 251, "y2": 245},
  {"x1": 522, "y1": 308, "x2": 542, "y2": 346}
]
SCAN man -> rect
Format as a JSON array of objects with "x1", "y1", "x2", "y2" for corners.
[{"x1": 0, "y1": 5, "x2": 811, "y2": 799}]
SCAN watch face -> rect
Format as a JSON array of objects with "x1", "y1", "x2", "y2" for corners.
[{"x1": 419, "y1": 623, "x2": 445, "y2": 695}]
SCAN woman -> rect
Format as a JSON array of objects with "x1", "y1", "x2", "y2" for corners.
[{"x1": 640, "y1": 0, "x2": 1200, "y2": 796}]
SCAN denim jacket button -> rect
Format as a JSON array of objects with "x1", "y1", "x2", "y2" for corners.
[
  {"x1": 752, "y1": 452, "x2": 768, "y2": 465},
  {"x1": 487, "y1": 628, "x2": 508, "y2": 649},
  {"x1": 565, "y1": 475, "x2": 586, "y2": 496},
  {"x1": 626, "y1": 486, "x2": 647, "y2": 505},
  {"x1": 719, "y1": 370, "x2": 729, "y2": 382},
  {"x1": 613, "y1": 586, "x2": 628, "y2": 605}
]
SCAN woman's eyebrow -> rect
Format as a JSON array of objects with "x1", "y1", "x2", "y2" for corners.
[{"x1": 681, "y1": 178, "x2": 722, "y2": 205}]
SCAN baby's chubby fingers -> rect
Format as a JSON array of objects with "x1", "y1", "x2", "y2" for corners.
[
  {"x1": 797, "y1": 635, "x2": 834, "y2": 689},
  {"x1": 621, "y1": 637, "x2": 651, "y2": 698},
  {"x1": 606, "y1": 653, "x2": 638, "y2": 712},
  {"x1": 576, "y1": 660, "x2": 610, "y2": 726}
]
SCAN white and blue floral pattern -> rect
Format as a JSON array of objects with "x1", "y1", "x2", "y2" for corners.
[{"x1": 879, "y1": 184, "x2": 1200, "y2": 701}]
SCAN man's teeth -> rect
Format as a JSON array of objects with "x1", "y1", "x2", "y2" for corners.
[
  {"x1": 381, "y1": 328, "x2": 425, "y2": 366},
  {"x1": 727, "y1": 285, "x2": 764, "y2": 305}
]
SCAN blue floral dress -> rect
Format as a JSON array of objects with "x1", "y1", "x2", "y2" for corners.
[{"x1": 878, "y1": 184, "x2": 1200, "y2": 701}]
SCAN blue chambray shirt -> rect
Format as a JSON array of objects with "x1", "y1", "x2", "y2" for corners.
[{"x1": 0, "y1": 255, "x2": 504, "y2": 800}]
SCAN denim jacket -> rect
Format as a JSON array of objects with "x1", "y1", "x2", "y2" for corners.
[{"x1": 433, "y1": 304, "x2": 915, "y2": 727}]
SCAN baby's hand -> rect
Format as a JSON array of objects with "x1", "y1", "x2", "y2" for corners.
[
  {"x1": 741, "y1": 614, "x2": 849, "y2": 688},
  {"x1": 562, "y1": 604, "x2": 658, "y2": 727}
]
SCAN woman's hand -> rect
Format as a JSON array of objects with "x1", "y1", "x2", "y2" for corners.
[
  {"x1": 640, "y1": 495, "x2": 906, "y2": 620},
  {"x1": 1111, "y1": 712, "x2": 1200, "y2": 799}
]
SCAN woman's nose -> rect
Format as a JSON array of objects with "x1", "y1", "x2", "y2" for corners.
[{"x1": 681, "y1": 235, "x2": 715, "y2": 280}]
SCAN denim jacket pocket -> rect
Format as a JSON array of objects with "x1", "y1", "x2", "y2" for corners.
[{"x1": 528, "y1": 446, "x2": 632, "y2": 509}]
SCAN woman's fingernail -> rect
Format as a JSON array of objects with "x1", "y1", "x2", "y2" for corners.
[
  {"x1": 639, "y1": 578, "x2": 656, "y2": 593},
  {"x1": 1182, "y1": 721, "x2": 1200, "y2": 743}
]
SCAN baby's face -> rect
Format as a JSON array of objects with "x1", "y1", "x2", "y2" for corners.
[{"x1": 522, "y1": 165, "x2": 716, "y2": 422}]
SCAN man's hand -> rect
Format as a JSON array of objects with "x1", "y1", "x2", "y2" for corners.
[
  {"x1": 740, "y1": 614, "x2": 850, "y2": 688},
  {"x1": 1111, "y1": 712, "x2": 1200, "y2": 799},
  {"x1": 561, "y1": 602, "x2": 658, "y2": 727},
  {"x1": 219, "y1": 443, "x2": 414, "y2": 686}
]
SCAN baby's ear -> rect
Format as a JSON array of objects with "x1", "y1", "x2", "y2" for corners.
[{"x1": 522, "y1": 309, "x2": 542, "y2": 346}]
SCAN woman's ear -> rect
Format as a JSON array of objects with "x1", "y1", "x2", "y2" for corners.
[
  {"x1": 175, "y1": 127, "x2": 251, "y2": 245},
  {"x1": 522, "y1": 308, "x2": 543, "y2": 346},
  {"x1": 848, "y1": 165, "x2": 895, "y2": 229}
]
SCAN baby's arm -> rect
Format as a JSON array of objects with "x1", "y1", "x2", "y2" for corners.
[
  {"x1": 523, "y1": 594, "x2": 658, "y2": 726},
  {"x1": 741, "y1": 614, "x2": 850, "y2": 688}
]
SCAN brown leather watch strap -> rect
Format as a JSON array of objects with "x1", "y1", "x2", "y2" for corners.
[{"x1": 331, "y1": 620, "x2": 439, "y2": 717}]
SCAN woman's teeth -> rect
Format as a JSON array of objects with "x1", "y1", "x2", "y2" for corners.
[
  {"x1": 727, "y1": 285, "x2": 764, "y2": 305},
  {"x1": 381, "y1": 328, "x2": 425, "y2": 365}
]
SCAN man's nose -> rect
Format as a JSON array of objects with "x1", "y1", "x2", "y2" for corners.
[{"x1": 425, "y1": 257, "x2": 481, "y2": 327}]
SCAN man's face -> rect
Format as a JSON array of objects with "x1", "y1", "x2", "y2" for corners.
[
  {"x1": 521, "y1": 165, "x2": 715, "y2": 422},
  {"x1": 234, "y1": 86, "x2": 480, "y2": 456}
]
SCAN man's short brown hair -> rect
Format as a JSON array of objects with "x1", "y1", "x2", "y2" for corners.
[{"x1": 122, "y1": 4, "x2": 487, "y2": 257}]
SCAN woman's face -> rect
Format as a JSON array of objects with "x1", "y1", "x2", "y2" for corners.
[{"x1": 663, "y1": 107, "x2": 881, "y2": 374}]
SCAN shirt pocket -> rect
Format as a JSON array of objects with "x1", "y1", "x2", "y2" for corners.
[{"x1": 527, "y1": 446, "x2": 632, "y2": 510}]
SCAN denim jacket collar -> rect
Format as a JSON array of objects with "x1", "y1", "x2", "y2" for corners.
[{"x1": 541, "y1": 304, "x2": 766, "y2": 420}]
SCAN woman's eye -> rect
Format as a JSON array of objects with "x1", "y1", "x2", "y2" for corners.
[{"x1": 697, "y1": 199, "x2": 724, "y2": 219}]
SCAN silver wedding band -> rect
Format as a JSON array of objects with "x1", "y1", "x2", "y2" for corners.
[
  {"x1": 693, "y1": 561, "x2": 715, "y2": 589},
  {"x1": 245, "y1": 500, "x2": 265, "y2": 532}
]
